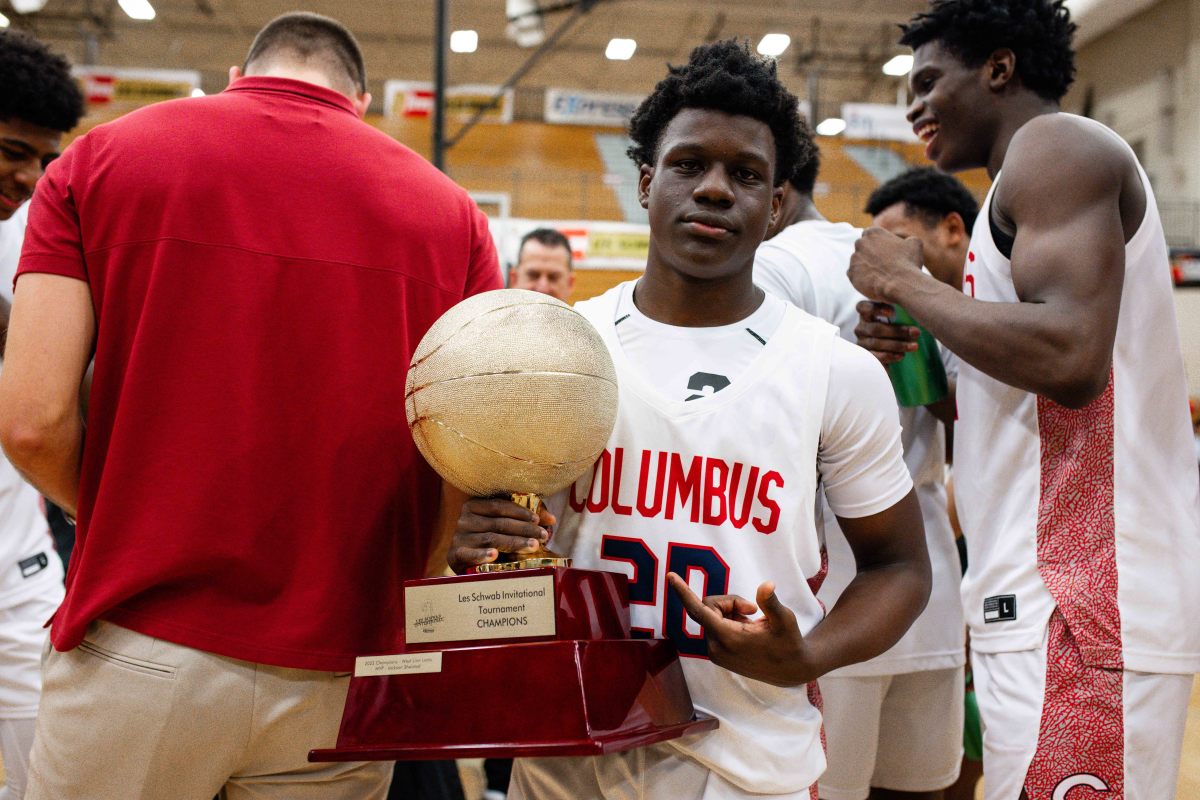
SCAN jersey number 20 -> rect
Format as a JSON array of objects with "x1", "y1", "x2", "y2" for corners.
[{"x1": 599, "y1": 535, "x2": 730, "y2": 657}]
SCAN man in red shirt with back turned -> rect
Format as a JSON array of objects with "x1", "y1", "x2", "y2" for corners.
[{"x1": 0, "y1": 12, "x2": 500, "y2": 799}]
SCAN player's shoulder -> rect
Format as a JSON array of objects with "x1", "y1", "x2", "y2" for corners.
[
  {"x1": 570, "y1": 281, "x2": 629, "y2": 324},
  {"x1": 759, "y1": 222, "x2": 860, "y2": 291},
  {"x1": 827, "y1": 334, "x2": 892, "y2": 392},
  {"x1": 764, "y1": 219, "x2": 861, "y2": 253},
  {"x1": 1004, "y1": 113, "x2": 1132, "y2": 185}
]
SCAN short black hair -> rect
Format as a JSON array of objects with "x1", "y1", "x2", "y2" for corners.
[
  {"x1": 627, "y1": 39, "x2": 812, "y2": 186},
  {"x1": 0, "y1": 31, "x2": 84, "y2": 133},
  {"x1": 900, "y1": 0, "x2": 1076, "y2": 102},
  {"x1": 245, "y1": 12, "x2": 366, "y2": 94},
  {"x1": 518, "y1": 228, "x2": 572, "y2": 269},
  {"x1": 865, "y1": 167, "x2": 979, "y2": 232},
  {"x1": 788, "y1": 141, "x2": 820, "y2": 195}
]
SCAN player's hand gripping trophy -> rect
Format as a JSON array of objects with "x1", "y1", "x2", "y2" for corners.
[{"x1": 405, "y1": 288, "x2": 619, "y2": 572}]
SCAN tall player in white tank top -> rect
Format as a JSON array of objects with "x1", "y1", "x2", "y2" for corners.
[
  {"x1": 847, "y1": 2, "x2": 1199, "y2": 799},
  {"x1": 448, "y1": 40, "x2": 933, "y2": 800}
]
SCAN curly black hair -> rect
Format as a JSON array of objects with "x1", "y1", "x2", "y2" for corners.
[
  {"x1": 0, "y1": 31, "x2": 84, "y2": 132},
  {"x1": 627, "y1": 39, "x2": 812, "y2": 186},
  {"x1": 899, "y1": 0, "x2": 1076, "y2": 102},
  {"x1": 788, "y1": 141, "x2": 820, "y2": 195},
  {"x1": 865, "y1": 167, "x2": 979, "y2": 232}
]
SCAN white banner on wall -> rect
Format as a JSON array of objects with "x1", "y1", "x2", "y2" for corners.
[
  {"x1": 73, "y1": 66, "x2": 200, "y2": 106},
  {"x1": 543, "y1": 89, "x2": 643, "y2": 127},
  {"x1": 489, "y1": 218, "x2": 650, "y2": 271},
  {"x1": 383, "y1": 80, "x2": 514, "y2": 123},
  {"x1": 842, "y1": 103, "x2": 918, "y2": 143}
]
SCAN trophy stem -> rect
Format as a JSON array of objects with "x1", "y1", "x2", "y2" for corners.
[{"x1": 474, "y1": 493, "x2": 572, "y2": 573}]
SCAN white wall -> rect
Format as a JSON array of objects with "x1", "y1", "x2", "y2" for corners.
[
  {"x1": 1175, "y1": 290, "x2": 1200, "y2": 395},
  {"x1": 1067, "y1": 0, "x2": 1199, "y2": 199}
]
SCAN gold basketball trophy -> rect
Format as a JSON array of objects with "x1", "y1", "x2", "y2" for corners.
[{"x1": 310, "y1": 290, "x2": 715, "y2": 762}]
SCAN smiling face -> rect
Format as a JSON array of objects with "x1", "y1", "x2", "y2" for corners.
[
  {"x1": 907, "y1": 41, "x2": 998, "y2": 173},
  {"x1": 0, "y1": 116, "x2": 64, "y2": 221},
  {"x1": 639, "y1": 107, "x2": 780, "y2": 284}
]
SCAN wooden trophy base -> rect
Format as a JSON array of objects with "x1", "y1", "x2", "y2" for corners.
[{"x1": 309, "y1": 568, "x2": 716, "y2": 762}]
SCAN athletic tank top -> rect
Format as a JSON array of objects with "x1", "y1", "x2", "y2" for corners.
[
  {"x1": 955, "y1": 118, "x2": 1200, "y2": 673},
  {"x1": 547, "y1": 282, "x2": 836, "y2": 793}
]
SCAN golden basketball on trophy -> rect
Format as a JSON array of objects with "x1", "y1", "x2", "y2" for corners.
[{"x1": 404, "y1": 288, "x2": 619, "y2": 569}]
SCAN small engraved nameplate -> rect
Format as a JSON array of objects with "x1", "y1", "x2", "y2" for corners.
[
  {"x1": 354, "y1": 652, "x2": 443, "y2": 677},
  {"x1": 405, "y1": 574, "x2": 556, "y2": 644}
]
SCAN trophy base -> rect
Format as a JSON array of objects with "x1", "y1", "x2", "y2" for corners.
[
  {"x1": 309, "y1": 638, "x2": 718, "y2": 762},
  {"x1": 308, "y1": 716, "x2": 718, "y2": 761}
]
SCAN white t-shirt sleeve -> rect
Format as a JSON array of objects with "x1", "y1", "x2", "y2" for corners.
[
  {"x1": 0, "y1": 203, "x2": 28, "y2": 305},
  {"x1": 754, "y1": 242, "x2": 817, "y2": 315},
  {"x1": 940, "y1": 343, "x2": 960, "y2": 383},
  {"x1": 819, "y1": 337, "x2": 913, "y2": 518}
]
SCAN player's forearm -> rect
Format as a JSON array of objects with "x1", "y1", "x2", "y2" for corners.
[
  {"x1": 887, "y1": 270, "x2": 1111, "y2": 408},
  {"x1": 803, "y1": 558, "x2": 931, "y2": 676},
  {"x1": 0, "y1": 414, "x2": 83, "y2": 516}
]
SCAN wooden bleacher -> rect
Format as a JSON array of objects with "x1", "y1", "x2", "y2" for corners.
[
  {"x1": 370, "y1": 116, "x2": 624, "y2": 221},
  {"x1": 66, "y1": 101, "x2": 988, "y2": 229}
]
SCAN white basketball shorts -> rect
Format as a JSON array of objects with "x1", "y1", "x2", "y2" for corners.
[
  {"x1": 817, "y1": 667, "x2": 963, "y2": 800},
  {"x1": 972, "y1": 609, "x2": 1194, "y2": 800}
]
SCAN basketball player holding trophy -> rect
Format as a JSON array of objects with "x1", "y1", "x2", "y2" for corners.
[{"x1": 447, "y1": 40, "x2": 933, "y2": 800}]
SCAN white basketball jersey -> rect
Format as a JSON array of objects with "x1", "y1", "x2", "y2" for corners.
[
  {"x1": 756, "y1": 221, "x2": 965, "y2": 676},
  {"x1": 549, "y1": 283, "x2": 836, "y2": 793},
  {"x1": 956, "y1": 119, "x2": 1200, "y2": 673},
  {"x1": 0, "y1": 207, "x2": 64, "y2": 604}
]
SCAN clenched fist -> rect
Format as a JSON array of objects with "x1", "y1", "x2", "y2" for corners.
[{"x1": 848, "y1": 227, "x2": 924, "y2": 303}]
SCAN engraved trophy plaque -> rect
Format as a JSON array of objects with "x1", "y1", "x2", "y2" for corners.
[{"x1": 310, "y1": 290, "x2": 716, "y2": 762}]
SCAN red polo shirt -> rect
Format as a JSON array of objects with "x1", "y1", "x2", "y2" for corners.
[{"x1": 18, "y1": 78, "x2": 501, "y2": 670}]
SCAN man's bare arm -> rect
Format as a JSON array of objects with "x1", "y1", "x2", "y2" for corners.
[
  {"x1": 849, "y1": 119, "x2": 1129, "y2": 409},
  {"x1": 0, "y1": 273, "x2": 95, "y2": 515}
]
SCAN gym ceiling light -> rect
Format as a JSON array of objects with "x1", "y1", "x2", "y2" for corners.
[
  {"x1": 815, "y1": 118, "x2": 846, "y2": 136},
  {"x1": 450, "y1": 30, "x2": 479, "y2": 53},
  {"x1": 757, "y1": 34, "x2": 791, "y2": 57},
  {"x1": 118, "y1": 0, "x2": 156, "y2": 20},
  {"x1": 605, "y1": 38, "x2": 636, "y2": 60},
  {"x1": 882, "y1": 54, "x2": 914, "y2": 76}
]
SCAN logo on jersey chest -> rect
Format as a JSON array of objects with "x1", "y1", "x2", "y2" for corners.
[{"x1": 569, "y1": 447, "x2": 784, "y2": 534}]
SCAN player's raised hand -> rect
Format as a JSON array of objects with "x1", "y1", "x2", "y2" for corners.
[
  {"x1": 667, "y1": 573, "x2": 819, "y2": 687},
  {"x1": 448, "y1": 498, "x2": 555, "y2": 573},
  {"x1": 853, "y1": 300, "x2": 920, "y2": 366}
]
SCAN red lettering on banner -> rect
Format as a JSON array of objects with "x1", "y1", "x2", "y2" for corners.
[{"x1": 752, "y1": 470, "x2": 784, "y2": 534}]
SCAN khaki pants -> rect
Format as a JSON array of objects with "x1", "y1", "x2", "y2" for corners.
[{"x1": 27, "y1": 621, "x2": 392, "y2": 800}]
